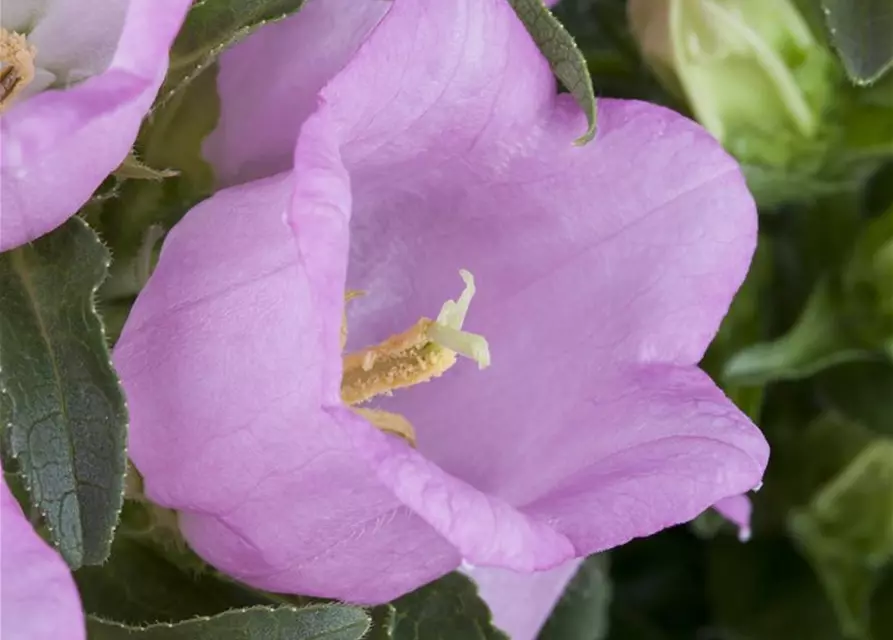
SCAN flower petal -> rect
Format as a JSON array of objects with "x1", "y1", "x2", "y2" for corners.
[
  {"x1": 0, "y1": 0, "x2": 191, "y2": 252},
  {"x1": 713, "y1": 493, "x2": 754, "y2": 541},
  {"x1": 203, "y1": 0, "x2": 390, "y2": 187},
  {"x1": 465, "y1": 559, "x2": 582, "y2": 640},
  {"x1": 0, "y1": 474, "x2": 85, "y2": 640}
]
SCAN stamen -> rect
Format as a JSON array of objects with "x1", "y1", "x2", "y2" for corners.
[
  {"x1": 0, "y1": 28, "x2": 36, "y2": 111},
  {"x1": 341, "y1": 317, "x2": 457, "y2": 405},
  {"x1": 340, "y1": 270, "x2": 490, "y2": 405},
  {"x1": 352, "y1": 407, "x2": 417, "y2": 446}
]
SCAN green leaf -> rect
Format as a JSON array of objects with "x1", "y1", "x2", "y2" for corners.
[
  {"x1": 159, "y1": 0, "x2": 308, "y2": 108},
  {"x1": 723, "y1": 281, "x2": 876, "y2": 385},
  {"x1": 822, "y1": 0, "x2": 893, "y2": 85},
  {"x1": 391, "y1": 573, "x2": 508, "y2": 640},
  {"x1": 0, "y1": 218, "x2": 127, "y2": 569},
  {"x1": 508, "y1": 0, "x2": 598, "y2": 144},
  {"x1": 75, "y1": 535, "x2": 279, "y2": 625},
  {"x1": 86, "y1": 605, "x2": 370, "y2": 640},
  {"x1": 789, "y1": 440, "x2": 893, "y2": 639},
  {"x1": 538, "y1": 555, "x2": 611, "y2": 640},
  {"x1": 365, "y1": 606, "x2": 396, "y2": 640}
]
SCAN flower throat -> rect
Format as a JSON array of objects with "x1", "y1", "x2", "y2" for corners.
[{"x1": 340, "y1": 270, "x2": 490, "y2": 445}]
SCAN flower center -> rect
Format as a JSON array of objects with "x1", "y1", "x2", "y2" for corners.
[
  {"x1": 0, "y1": 28, "x2": 36, "y2": 112},
  {"x1": 340, "y1": 270, "x2": 490, "y2": 446}
]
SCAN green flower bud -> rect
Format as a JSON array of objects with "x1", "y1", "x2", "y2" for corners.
[{"x1": 628, "y1": 0, "x2": 837, "y2": 168}]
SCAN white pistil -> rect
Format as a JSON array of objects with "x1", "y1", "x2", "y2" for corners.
[{"x1": 426, "y1": 322, "x2": 491, "y2": 369}]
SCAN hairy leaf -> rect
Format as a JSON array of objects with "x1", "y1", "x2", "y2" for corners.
[{"x1": 0, "y1": 218, "x2": 127, "y2": 568}]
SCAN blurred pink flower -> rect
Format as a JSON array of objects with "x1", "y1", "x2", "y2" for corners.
[
  {"x1": 0, "y1": 0, "x2": 190, "y2": 251},
  {"x1": 115, "y1": 0, "x2": 768, "y2": 636}
]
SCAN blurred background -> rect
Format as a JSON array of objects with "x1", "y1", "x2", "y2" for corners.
[{"x1": 539, "y1": 1, "x2": 893, "y2": 638}]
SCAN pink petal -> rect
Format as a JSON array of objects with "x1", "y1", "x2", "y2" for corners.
[
  {"x1": 203, "y1": 0, "x2": 390, "y2": 187},
  {"x1": 713, "y1": 493, "x2": 754, "y2": 541},
  {"x1": 0, "y1": 474, "x2": 85, "y2": 640},
  {"x1": 0, "y1": 0, "x2": 191, "y2": 252},
  {"x1": 465, "y1": 559, "x2": 582, "y2": 640},
  {"x1": 117, "y1": 0, "x2": 768, "y2": 603}
]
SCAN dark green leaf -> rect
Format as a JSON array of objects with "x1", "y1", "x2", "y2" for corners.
[
  {"x1": 872, "y1": 568, "x2": 893, "y2": 637},
  {"x1": 708, "y1": 536, "x2": 845, "y2": 640},
  {"x1": 0, "y1": 218, "x2": 127, "y2": 568},
  {"x1": 508, "y1": 0, "x2": 598, "y2": 144},
  {"x1": 86, "y1": 605, "x2": 370, "y2": 640},
  {"x1": 75, "y1": 535, "x2": 278, "y2": 625},
  {"x1": 159, "y1": 0, "x2": 308, "y2": 108},
  {"x1": 607, "y1": 528, "x2": 706, "y2": 639},
  {"x1": 789, "y1": 440, "x2": 893, "y2": 639},
  {"x1": 391, "y1": 573, "x2": 507, "y2": 640},
  {"x1": 365, "y1": 606, "x2": 396, "y2": 640},
  {"x1": 817, "y1": 361, "x2": 893, "y2": 436},
  {"x1": 823, "y1": 0, "x2": 893, "y2": 85},
  {"x1": 538, "y1": 555, "x2": 611, "y2": 640}
]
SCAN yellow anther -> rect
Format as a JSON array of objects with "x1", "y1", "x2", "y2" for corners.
[
  {"x1": 339, "y1": 271, "x2": 489, "y2": 445},
  {"x1": 0, "y1": 28, "x2": 36, "y2": 111},
  {"x1": 341, "y1": 318, "x2": 457, "y2": 406},
  {"x1": 351, "y1": 407, "x2": 417, "y2": 447}
]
